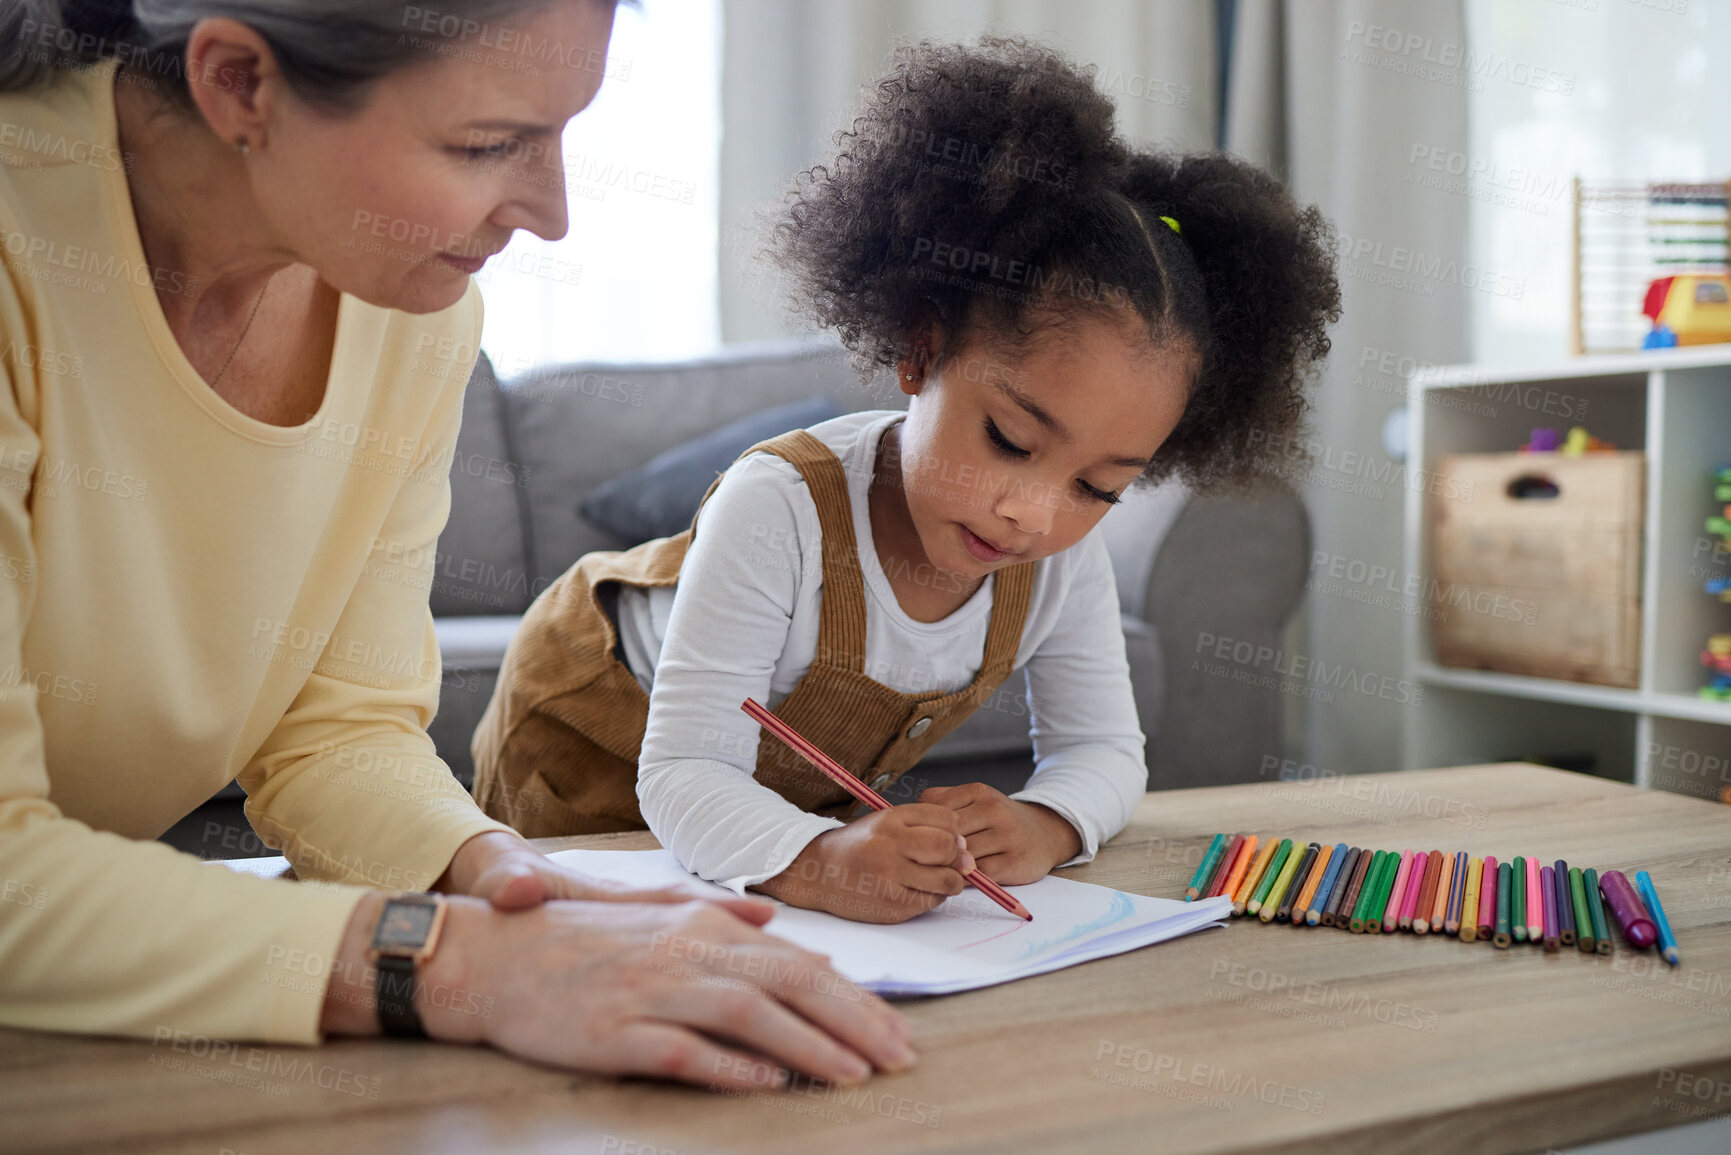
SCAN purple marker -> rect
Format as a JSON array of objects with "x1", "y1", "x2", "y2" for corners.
[{"x1": 1598, "y1": 870, "x2": 1657, "y2": 949}]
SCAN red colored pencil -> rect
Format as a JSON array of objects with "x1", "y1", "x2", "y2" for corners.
[
  {"x1": 1206, "y1": 834, "x2": 1248, "y2": 900},
  {"x1": 1412, "y1": 851, "x2": 1444, "y2": 935},
  {"x1": 742, "y1": 698, "x2": 1031, "y2": 921}
]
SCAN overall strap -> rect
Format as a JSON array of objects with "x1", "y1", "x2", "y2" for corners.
[
  {"x1": 975, "y1": 559, "x2": 1036, "y2": 682},
  {"x1": 705, "y1": 428, "x2": 869, "y2": 674}
]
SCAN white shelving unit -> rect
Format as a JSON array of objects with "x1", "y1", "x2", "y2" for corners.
[{"x1": 1404, "y1": 347, "x2": 1731, "y2": 802}]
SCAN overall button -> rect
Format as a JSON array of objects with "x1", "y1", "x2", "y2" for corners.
[
  {"x1": 869, "y1": 772, "x2": 893, "y2": 791},
  {"x1": 906, "y1": 716, "x2": 933, "y2": 739}
]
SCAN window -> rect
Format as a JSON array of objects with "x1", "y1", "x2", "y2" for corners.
[
  {"x1": 1466, "y1": 0, "x2": 1729, "y2": 363},
  {"x1": 475, "y1": 0, "x2": 721, "y2": 375}
]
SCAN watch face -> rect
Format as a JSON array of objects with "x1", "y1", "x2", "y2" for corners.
[{"x1": 372, "y1": 900, "x2": 437, "y2": 951}]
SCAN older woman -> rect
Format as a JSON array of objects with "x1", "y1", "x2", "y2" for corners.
[{"x1": 0, "y1": 0, "x2": 912, "y2": 1088}]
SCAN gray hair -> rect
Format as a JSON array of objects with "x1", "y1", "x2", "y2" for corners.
[{"x1": 0, "y1": 1, "x2": 606, "y2": 111}]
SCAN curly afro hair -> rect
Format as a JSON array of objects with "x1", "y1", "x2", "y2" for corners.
[{"x1": 769, "y1": 37, "x2": 1341, "y2": 491}]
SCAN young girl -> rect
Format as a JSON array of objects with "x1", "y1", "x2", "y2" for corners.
[{"x1": 472, "y1": 37, "x2": 1339, "y2": 923}]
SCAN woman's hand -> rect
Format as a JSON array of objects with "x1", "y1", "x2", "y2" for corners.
[
  {"x1": 752, "y1": 804, "x2": 973, "y2": 923},
  {"x1": 918, "y1": 783, "x2": 1082, "y2": 885},
  {"x1": 324, "y1": 892, "x2": 915, "y2": 1089},
  {"x1": 435, "y1": 830, "x2": 772, "y2": 925}
]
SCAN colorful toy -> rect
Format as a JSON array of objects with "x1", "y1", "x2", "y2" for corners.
[
  {"x1": 1701, "y1": 466, "x2": 1731, "y2": 701},
  {"x1": 1521, "y1": 427, "x2": 1563, "y2": 453},
  {"x1": 1701, "y1": 634, "x2": 1731, "y2": 702},
  {"x1": 1642, "y1": 274, "x2": 1731, "y2": 348},
  {"x1": 1519, "y1": 426, "x2": 1615, "y2": 455}
]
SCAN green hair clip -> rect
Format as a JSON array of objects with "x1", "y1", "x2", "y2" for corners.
[{"x1": 1159, "y1": 215, "x2": 1181, "y2": 234}]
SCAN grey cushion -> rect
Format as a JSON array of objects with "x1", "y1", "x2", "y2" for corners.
[
  {"x1": 1146, "y1": 485, "x2": 1309, "y2": 790},
  {"x1": 501, "y1": 339, "x2": 892, "y2": 589},
  {"x1": 430, "y1": 353, "x2": 534, "y2": 616},
  {"x1": 579, "y1": 394, "x2": 845, "y2": 544}
]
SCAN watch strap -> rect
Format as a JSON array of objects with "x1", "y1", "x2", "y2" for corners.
[{"x1": 375, "y1": 954, "x2": 424, "y2": 1038}]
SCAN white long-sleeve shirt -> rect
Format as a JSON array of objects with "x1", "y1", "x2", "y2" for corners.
[{"x1": 620, "y1": 411, "x2": 1147, "y2": 893}]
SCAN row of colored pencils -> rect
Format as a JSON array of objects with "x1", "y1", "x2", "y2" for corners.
[{"x1": 1184, "y1": 835, "x2": 1680, "y2": 964}]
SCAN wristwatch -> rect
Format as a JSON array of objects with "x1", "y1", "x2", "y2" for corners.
[{"x1": 366, "y1": 894, "x2": 447, "y2": 1038}]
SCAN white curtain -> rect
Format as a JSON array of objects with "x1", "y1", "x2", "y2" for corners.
[
  {"x1": 718, "y1": 0, "x2": 1221, "y2": 342},
  {"x1": 1228, "y1": 0, "x2": 1470, "y2": 772}
]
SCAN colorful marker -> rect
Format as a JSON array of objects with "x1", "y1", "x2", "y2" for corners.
[{"x1": 1598, "y1": 870, "x2": 1657, "y2": 949}]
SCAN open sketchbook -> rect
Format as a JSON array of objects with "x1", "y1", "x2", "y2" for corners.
[{"x1": 548, "y1": 848, "x2": 1232, "y2": 997}]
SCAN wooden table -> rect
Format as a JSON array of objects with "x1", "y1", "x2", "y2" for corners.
[{"x1": 6, "y1": 763, "x2": 1731, "y2": 1154}]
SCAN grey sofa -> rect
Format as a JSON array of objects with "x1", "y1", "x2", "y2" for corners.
[{"x1": 427, "y1": 340, "x2": 1311, "y2": 797}]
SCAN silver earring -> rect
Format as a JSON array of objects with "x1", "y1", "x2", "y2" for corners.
[
  {"x1": 904, "y1": 373, "x2": 915, "y2": 381},
  {"x1": 235, "y1": 137, "x2": 250, "y2": 154}
]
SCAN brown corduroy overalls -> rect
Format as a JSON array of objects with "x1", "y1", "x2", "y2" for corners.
[{"x1": 470, "y1": 429, "x2": 1035, "y2": 839}]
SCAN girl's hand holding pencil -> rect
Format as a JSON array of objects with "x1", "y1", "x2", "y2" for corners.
[
  {"x1": 918, "y1": 782, "x2": 1083, "y2": 886},
  {"x1": 753, "y1": 806, "x2": 980, "y2": 924},
  {"x1": 743, "y1": 699, "x2": 1033, "y2": 923}
]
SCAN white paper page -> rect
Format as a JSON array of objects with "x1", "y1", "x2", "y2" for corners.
[{"x1": 549, "y1": 848, "x2": 1230, "y2": 996}]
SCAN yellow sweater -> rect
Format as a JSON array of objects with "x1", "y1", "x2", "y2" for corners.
[{"x1": 0, "y1": 59, "x2": 512, "y2": 1044}]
